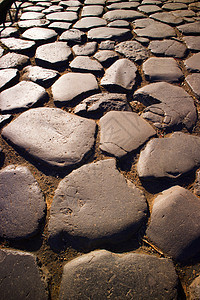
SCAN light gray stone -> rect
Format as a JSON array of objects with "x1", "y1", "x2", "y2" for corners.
[
  {"x1": 103, "y1": 10, "x2": 145, "y2": 21},
  {"x1": 185, "y1": 73, "x2": 200, "y2": 99},
  {"x1": 48, "y1": 21, "x2": 72, "y2": 32},
  {"x1": 0, "y1": 114, "x2": 12, "y2": 127},
  {"x1": 42, "y1": 5, "x2": 63, "y2": 13},
  {"x1": 115, "y1": 40, "x2": 149, "y2": 62},
  {"x1": 0, "y1": 53, "x2": 29, "y2": 70},
  {"x1": 100, "y1": 111, "x2": 156, "y2": 157},
  {"x1": 108, "y1": 20, "x2": 130, "y2": 28},
  {"x1": 18, "y1": 19, "x2": 50, "y2": 29},
  {"x1": 162, "y1": 2, "x2": 187, "y2": 10},
  {"x1": 147, "y1": 186, "x2": 200, "y2": 261},
  {"x1": 46, "y1": 11, "x2": 78, "y2": 22},
  {"x1": 99, "y1": 40, "x2": 115, "y2": 49},
  {"x1": 88, "y1": 27, "x2": 131, "y2": 41},
  {"x1": 94, "y1": 50, "x2": 119, "y2": 66},
  {"x1": 22, "y1": 65, "x2": 59, "y2": 87},
  {"x1": 70, "y1": 56, "x2": 103, "y2": 74},
  {"x1": 184, "y1": 53, "x2": 200, "y2": 72},
  {"x1": 148, "y1": 39, "x2": 187, "y2": 58},
  {"x1": 59, "y1": 29, "x2": 86, "y2": 44},
  {"x1": 0, "y1": 68, "x2": 19, "y2": 91},
  {"x1": 107, "y1": 2, "x2": 139, "y2": 10},
  {"x1": 1, "y1": 37, "x2": 35, "y2": 54},
  {"x1": 183, "y1": 35, "x2": 200, "y2": 51},
  {"x1": 0, "y1": 27, "x2": 19, "y2": 38},
  {"x1": 22, "y1": 27, "x2": 57, "y2": 42},
  {"x1": 177, "y1": 22, "x2": 200, "y2": 35},
  {"x1": 60, "y1": 0, "x2": 82, "y2": 7},
  {"x1": 73, "y1": 17, "x2": 107, "y2": 31},
  {"x1": 81, "y1": 5, "x2": 104, "y2": 17},
  {"x1": 85, "y1": 0, "x2": 105, "y2": 4},
  {"x1": 72, "y1": 42, "x2": 97, "y2": 56},
  {"x1": 2, "y1": 107, "x2": 96, "y2": 168},
  {"x1": 138, "y1": 4, "x2": 162, "y2": 14},
  {"x1": 20, "y1": 12, "x2": 45, "y2": 20},
  {"x1": 0, "y1": 47, "x2": 4, "y2": 57},
  {"x1": 150, "y1": 12, "x2": 183, "y2": 25},
  {"x1": 137, "y1": 132, "x2": 200, "y2": 179},
  {"x1": 48, "y1": 159, "x2": 147, "y2": 250}
]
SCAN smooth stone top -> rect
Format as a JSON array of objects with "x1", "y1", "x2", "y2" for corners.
[
  {"x1": 70, "y1": 56, "x2": 103, "y2": 74},
  {"x1": 185, "y1": 73, "x2": 200, "y2": 99},
  {"x1": 184, "y1": 52, "x2": 200, "y2": 72},
  {"x1": 0, "y1": 38, "x2": 35, "y2": 54},
  {"x1": 148, "y1": 39, "x2": 187, "y2": 58},
  {"x1": 177, "y1": 22, "x2": 200, "y2": 35},
  {"x1": 2, "y1": 107, "x2": 96, "y2": 168},
  {"x1": 107, "y1": 2, "x2": 139, "y2": 10},
  {"x1": 103, "y1": 10, "x2": 145, "y2": 21},
  {"x1": 150, "y1": 12, "x2": 183, "y2": 25},
  {"x1": 20, "y1": 12, "x2": 45, "y2": 20},
  {"x1": 0, "y1": 53, "x2": 29, "y2": 70},
  {"x1": 72, "y1": 42, "x2": 97, "y2": 56},
  {"x1": 88, "y1": 27, "x2": 131, "y2": 41},
  {"x1": 115, "y1": 40, "x2": 149, "y2": 62},
  {"x1": 183, "y1": 36, "x2": 200, "y2": 51},
  {"x1": 46, "y1": 11, "x2": 78, "y2": 22},
  {"x1": 81, "y1": 5, "x2": 104, "y2": 17},
  {"x1": 22, "y1": 27, "x2": 57, "y2": 41},
  {"x1": 17, "y1": 19, "x2": 50, "y2": 29},
  {"x1": 73, "y1": 17, "x2": 107, "y2": 30},
  {"x1": 0, "y1": 68, "x2": 19, "y2": 92},
  {"x1": 59, "y1": 29, "x2": 86, "y2": 43}
]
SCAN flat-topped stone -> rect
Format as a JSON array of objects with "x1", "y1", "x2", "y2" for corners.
[
  {"x1": 150, "y1": 12, "x2": 183, "y2": 25},
  {"x1": 94, "y1": 50, "x2": 119, "y2": 66},
  {"x1": 42, "y1": 5, "x2": 63, "y2": 13},
  {"x1": 52, "y1": 72, "x2": 98, "y2": 104},
  {"x1": 81, "y1": 5, "x2": 104, "y2": 17},
  {"x1": 2, "y1": 107, "x2": 96, "y2": 168},
  {"x1": 0, "y1": 81, "x2": 48, "y2": 113},
  {"x1": 162, "y1": 2, "x2": 187, "y2": 10},
  {"x1": 20, "y1": 12, "x2": 45, "y2": 20},
  {"x1": 185, "y1": 73, "x2": 200, "y2": 99},
  {"x1": 22, "y1": 65, "x2": 59, "y2": 87},
  {"x1": 184, "y1": 53, "x2": 200, "y2": 72},
  {"x1": 73, "y1": 17, "x2": 107, "y2": 30},
  {"x1": 107, "y1": 2, "x2": 139, "y2": 10},
  {"x1": 148, "y1": 39, "x2": 187, "y2": 58},
  {"x1": 46, "y1": 11, "x2": 78, "y2": 22},
  {"x1": 59, "y1": 250, "x2": 178, "y2": 299},
  {"x1": 115, "y1": 40, "x2": 149, "y2": 62},
  {"x1": 99, "y1": 40, "x2": 115, "y2": 49},
  {"x1": 18, "y1": 19, "x2": 50, "y2": 29},
  {"x1": 48, "y1": 21, "x2": 72, "y2": 32},
  {"x1": 100, "y1": 111, "x2": 156, "y2": 157},
  {"x1": 0, "y1": 53, "x2": 29, "y2": 70},
  {"x1": 22, "y1": 27, "x2": 57, "y2": 42},
  {"x1": 59, "y1": 29, "x2": 86, "y2": 44},
  {"x1": 72, "y1": 42, "x2": 97, "y2": 56},
  {"x1": 0, "y1": 27, "x2": 19, "y2": 38},
  {"x1": 60, "y1": 0, "x2": 82, "y2": 7},
  {"x1": 183, "y1": 36, "x2": 200, "y2": 51},
  {"x1": 48, "y1": 159, "x2": 147, "y2": 250},
  {"x1": 1, "y1": 37, "x2": 35, "y2": 54},
  {"x1": 70, "y1": 56, "x2": 103, "y2": 75},
  {"x1": 103, "y1": 10, "x2": 145, "y2": 21},
  {"x1": 138, "y1": 4, "x2": 162, "y2": 14},
  {"x1": 137, "y1": 132, "x2": 200, "y2": 179},
  {"x1": 177, "y1": 22, "x2": 200, "y2": 34},
  {"x1": 147, "y1": 186, "x2": 200, "y2": 262},
  {"x1": 88, "y1": 27, "x2": 131, "y2": 41},
  {"x1": 84, "y1": 0, "x2": 106, "y2": 4},
  {"x1": 0, "y1": 68, "x2": 19, "y2": 92},
  {"x1": 108, "y1": 20, "x2": 130, "y2": 28}
]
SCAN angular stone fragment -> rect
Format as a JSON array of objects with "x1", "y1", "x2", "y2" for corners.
[
  {"x1": 1, "y1": 37, "x2": 35, "y2": 54},
  {"x1": 183, "y1": 36, "x2": 200, "y2": 51},
  {"x1": 59, "y1": 29, "x2": 86, "y2": 44},
  {"x1": 103, "y1": 10, "x2": 145, "y2": 21},
  {"x1": 184, "y1": 53, "x2": 200, "y2": 72},
  {"x1": 2, "y1": 107, "x2": 96, "y2": 168},
  {"x1": 0, "y1": 68, "x2": 19, "y2": 92},
  {"x1": 189, "y1": 276, "x2": 200, "y2": 300},
  {"x1": 0, "y1": 249, "x2": 48, "y2": 300},
  {"x1": 59, "y1": 250, "x2": 178, "y2": 299},
  {"x1": 72, "y1": 42, "x2": 97, "y2": 56},
  {"x1": 48, "y1": 159, "x2": 147, "y2": 250},
  {"x1": 137, "y1": 132, "x2": 200, "y2": 179},
  {"x1": 0, "y1": 165, "x2": 46, "y2": 240},
  {"x1": 115, "y1": 40, "x2": 149, "y2": 62},
  {"x1": 134, "y1": 82, "x2": 197, "y2": 129},
  {"x1": 22, "y1": 65, "x2": 59, "y2": 87},
  {"x1": 147, "y1": 186, "x2": 200, "y2": 262},
  {"x1": 35, "y1": 41, "x2": 72, "y2": 70},
  {"x1": 177, "y1": 22, "x2": 200, "y2": 35},
  {"x1": 20, "y1": 12, "x2": 45, "y2": 20},
  {"x1": 150, "y1": 12, "x2": 183, "y2": 25},
  {"x1": 88, "y1": 27, "x2": 131, "y2": 41},
  {"x1": 73, "y1": 17, "x2": 107, "y2": 31},
  {"x1": 52, "y1": 73, "x2": 98, "y2": 104},
  {"x1": 100, "y1": 111, "x2": 156, "y2": 157},
  {"x1": 70, "y1": 56, "x2": 103, "y2": 74},
  {"x1": 143, "y1": 57, "x2": 183, "y2": 82},
  {"x1": 74, "y1": 93, "x2": 131, "y2": 117},
  {"x1": 94, "y1": 50, "x2": 118, "y2": 66},
  {"x1": 185, "y1": 73, "x2": 200, "y2": 99},
  {"x1": 0, "y1": 81, "x2": 48, "y2": 113},
  {"x1": 101, "y1": 58, "x2": 137, "y2": 91},
  {"x1": 0, "y1": 47, "x2": 4, "y2": 57},
  {"x1": 0, "y1": 53, "x2": 29, "y2": 70},
  {"x1": 81, "y1": 5, "x2": 104, "y2": 17},
  {"x1": 18, "y1": 19, "x2": 50, "y2": 29},
  {"x1": 148, "y1": 39, "x2": 187, "y2": 58},
  {"x1": 46, "y1": 11, "x2": 78, "y2": 22}
]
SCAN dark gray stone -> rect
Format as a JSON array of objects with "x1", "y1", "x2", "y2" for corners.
[
  {"x1": 99, "y1": 40, "x2": 115, "y2": 49},
  {"x1": 72, "y1": 42, "x2": 97, "y2": 56},
  {"x1": 189, "y1": 276, "x2": 200, "y2": 300},
  {"x1": 46, "y1": 11, "x2": 78, "y2": 22},
  {"x1": 100, "y1": 111, "x2": 156, "y2": 157},
  {"x1": 0, "y1": 165, "x2": 46, "y2": 240},
  {"x1": 93, "y1": 50, "x2": 118, "y2": 66},
  {"x1": 70, "y1": 56, "x2": 103, "y2": 74},
  {"x1": 22, "y1": 27, "x2": 57, "y2": 42},
  {"x1": 88, "y1": 27, "x2": 131, "y2": 41},
  {"x1": 17, "y1": 19, "x2": 50, "y2": 29},
  {"x1": 59, "y1": 250, "x2": 178, "y2": 299},
  {"x1": 103, "y1": 10, "x2": 145, "y2": 21},
  {"x1": 150, "y1": 12, "x2": 183, "y2": 25},
  {"x1": 2, "y1": 107, "x2": 96, "y2": 168},
  {"x1": 20, "y1": 12, "x2": 45, "y2": 20},
  {"x1": 134, "y1": 82, "x2": 197, "y2": 129},
  {"x1": 0, "y1": 53, "x2": 29, "y2": 70},
  {"x1": 184, "y1": 53, "x2": 200, "y2": 72},
  {"x1": 137, "y1": 132, "x2": 200, "y2": 179},
  {"x1": 22, "y1": 65, "x2": 59, "y2": 87},
  {"x1": 48, "y1": 159, "x2": 147, "y2": 250},
  {"x1": 177, "y1": 22, "x2": 200, "y2": 35},
  {"x1": 143, "y1": 57, "x2": 183, "y2": 82},
  {"x1": 107, "y1": 2, "x2": 139, "y2": 10},
  {"x1": 115, "y1": 40, "x2": 149, "y2": 62},
  {"x1": 59, "y1": 29, "x2": 86, "y2": 44},
  {"x1": 185, "y1": 73, "x2": 200, "y2": 99},
  {"x1": 108, "y1": 20, "x2": 130, "y2": 28},
  {"x1": 73, "y1": 17, "x2": 107, "y2": 31},
  {"x1": 0, "y1": 81, "x2": 48, "y2": 113},
  {"x1": 35, "y1": 41, "x2": 72, "y2": 70},
  {"x1": 0, "y1": 68, "x2": 19, "y2": 92},
  {"x1": 52, "y1": 72, "x2": 98, "y2": 104},
  {"x1": 101, "y1": 58, "x2": 137, "y2": 91},
  {"x1": 148, "y1": 39, "x2": 187, "y2": 58},
  {"x1": 0, "y1": 249, "x2": 48, "y2": 300},
  {"x1": 74, "y1": 93, "x2": 131, "y2": 117},
  {"x1": 147, "y1": 186, "x2": 200, "y2": 262},
  {"x1": 138, "y1": 4, "x2": 162, "y2": 14},
  {"x1": 81, "y1": 5, "x2": 104, "y2": 17},
  {"x1": 1, "y1": 37, "x2": 35, "y2": 54},
  {"x1": 183, "y1": 36, "x2": 200, "y2": 51}
]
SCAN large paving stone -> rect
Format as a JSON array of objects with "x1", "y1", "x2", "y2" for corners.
[
  {"x1": 143, "y1": 57, "x2": 183, "y2": 82},
  {"x1": 35, "y1": 41, "x2": 72, "y2": 70},
  {"x1": 42, "y1": 4, "x2": 63, "y2": 13},
  {"x1": 150, "y1": 12, "x2": 183, "y2": 25},
  {"x1": 18, "y1": 19, "x2": 50, "y2": 29},
  {"x1": 73, "y1": 17, "x2": 107, "y2": 31},
  {"x1": 1, "y1": 38, "x2": 35, "y2": 55},
  {"x1": 59, "y1": 250, "x2": 178, "y2": 299},
  {"x1": 2, "y1": 107, "x2": 96, "y2": 168},
  {"x1": 185, "y1": 73, "x2": 200, "y2": 99},
  {"x1": 0, "y1": 68, "x2": 19, "y2": 92},
  {"x1": 48, "y1": 21, "x2": 72, "y2": 32},
  {"x1": 52, "y1": 73, "x2": 98, "y2": 104},
  {"x1": 184, "y1": 53, "x2": 200, "y2": 72},
  {"x1": 137, "y1": 132, "x2": 200, "y2": 179},
  {"x1": 108, "y1": 19, "x2": 130, "y2": 28},
  {"x1": 88, "y1": 26, "x2": 131, "y2": 41},
  {"x1": 107, "y1": 1, "x2": 139, "y2": 10},
  {"x1": 0, "y1": 249, "x2": 48, "y2": 300},
  {"x1": 85, "y1": 0, "x2": 105, "y2": 4},
  {"x1": 0, "y1": 81, "x2": 48, "y2": 113},
  {"x1": 133, "y1": 82, "x2": 197, "y2": 129},
  {"x1": 20, "y1": 12, "x2": 45, "y2": 20},
  {"x1": 48, "y1": 159, "x2": 147, "y2": 250},
  {"x1": 183, "y1": 35, "x2": 200, "y2": 51},
  {"x1": 138, "y1": 4, "x2": 162, "y2": 14},
  {"x1": 70, "y1": 56, "x2": 103, "y2": 75},
  {"x1": 46, "y1": 11, "x2": 78, "y2": 22},
  {"x1": 177, "y1": 22, "x2": 200, "y2": 35},
  {"x1": 115, "y1": 40, "x2": 149, "y2": 62},
  {"x1": 59, "y1": 29, "x2": 86, "y2": 44},
  {"x1": 148, "y1": 39, "x2": 187, "y2": 58},
  {"x1": 0, "y1": 27, "x2": 19, "y2": 38},
  {"x1": 162, "y1": 2, "x2": 187, "y2": 10},
  {"x1": 22, "y1": 27, "x2": 57, "y2": 42},
  {"x1": 103, "y1": 10, "x2": 145, "y2": 21},
  {"x1": 74, "y1": 92, "x2": 131, "y2": 117},
  {"x1": 0, "y1": 53, "x2": 29, "y2": 70},
  {"x1": 81, "y1": 5, "x2": 104, "y2": 17},
  {"x1": 94, "y1": 50, "x2": 119, "y2": 66},
  {"x1": 60, "y1": 0, "x2": 82, "y2": 8},
  {"x1": 22, "y1": 65, "x2": 59, "y2": 87},
  {"x1": 146, "y1": 186, "x2": 200, "y2": 262},
  {"x1": 101, "y1": 58, "x2": 137, "y2": 91},
  {"x1": 72, "y1": 42, "x2": 97, "y2": 56},
  {"x1": 100, "y1": 111, "x2": 156, "y2": 157},
  {"x1": 0, "y1": 165, "x2": 46, "y2": 240},
  {"x1": 99, "y1": 40, "x2": 115, "y2": 50}
]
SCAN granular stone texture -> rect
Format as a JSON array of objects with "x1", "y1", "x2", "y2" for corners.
[
  {"x1": 0, "y1": 38, "x2": 35, "y2": 54},
  {"x1": 88, "y1": 26, "x2": 131, "y2": 41},
  {"x1": 72, "y1": 42, "x2": 97, "y2": 56},
  {"x1": 189, "y1": 276, "x2": 200, "y2": 300},
  {"x1": 115, "y1": 40, "x2": 149, "y2": 62},
  {"x1": 0, "y1": 53, "x2": 29, "y2": 70},
  {"x1": 22, "y1": 27, "x2": 57, "y2": 42},
  {"x1": 185, "y1": 73, "x2": 200, "y2": 99}
]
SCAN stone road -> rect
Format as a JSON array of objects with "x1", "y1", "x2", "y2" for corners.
[{"x1": 0, "y1": 0, "x2": 200, "y2": 298}]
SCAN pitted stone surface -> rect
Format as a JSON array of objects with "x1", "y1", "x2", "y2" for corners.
[
  {"x1": 0, "y1": 68, "x2": 19, "y2": 92},
  {"x1": 185, "y1": 73, "x2": 200, "y2": 99},
  {"x1": 48, "y1": 159, "x2": 147, "y2": 250},
  {"x1": 94, "y1": 50, "x2": 119, "y2": 66},
  {"x1": 0, "y1": 249, "x2": 48, "y2": 300},
  {"x1": 115, "y1": 40, "x2": 149, "y2": 62},
  {"x1": 46, "y1": 11, "x2": 78, "y2": 22},
  {"x1": 88, "y1": 27, "x2": 131, "y2": 41},
  {"x1": 101, "y1": 58, "x2": 137, "y2": 91},
  {"x1": 52, "y1": 72, "x2": 98, "y2": 104},
  {"x1": 143, "y1": 57, "x2": 183, "y2": 82},
  {"x1": 133, "y1": 82, "x2": 197, "y2": 129},
  {"x1": 73, "y1": 17, "x2": 107, "y2": 30},
  {"x1": 22, "y1": 27, "x2": 57, "y2": 42},
  {"x1": 22, "y1": 65, "x2": 59, "y2": 87},
  {"x1": 72, "y1": 42, "x2": 97, "y2": 56},
  {"x1": 103, "y1": 10, "x2": 145, "y2": 21},
  {"x1": 59, "y1": 250, "x2": 178, "y2": 299},
  {"x1": 150, "y1": 12, "x2": 183, "y2": 25},
  {"x1": 74, "y1": 93, "x2": 131, "y2": 117},
  {"x1": 1, "y1": 38, "x2": 35, "y2": 54},
  {"x1": 2, "y1": 107, "x2": 96, "y2": 168},
  {"x1": 81, "y1": 5, "x2": 104, "y2": 17},
  {"x1": 147, "y1": 186, "x2": 200, "y2": 262},
  {"x1": 35, "y1": 41, "x2": 72, "y2": 69},
  {"x1": 137, "y1": 132, "x2": 200, "y2": 179},
  {"x1": 148, "y1": 39, "x2": 187, "y2": 58},
  {"x1": 0, "y1": 165, "x2": 46, "y2": 240},
  {"x1": 17, "y1": 19, "x2": 50, "y2": 29},
  {"x1": 70, "y1": 56, "x2": 104, "y2": 74},
  {"x1": 0, "y1": 81, "x2": 48, "y2": 113},
  {"x1": 59, "y1": 29, "x2": 86, "y2": 43},
  {"x1": 0, "y1": 53, "x2": 29, "y2": 70},
  {"x1": 100, "y1": 111, "x2": 156, "y2": 157},
  {"x1": 99, "y1": 40, "x2": 115, "y2": 49},
  {"x1": 184, "y1": 53, "x2": 200, "y2": 72},
  {"x1": 183, "y1": 36, "x2": 200, "y2": 51}
]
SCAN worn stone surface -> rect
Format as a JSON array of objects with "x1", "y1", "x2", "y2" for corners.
[
  {"x1": 150, "y1": 12, "x2": 183, "y2": 25},
  {"x1": 20, "y1": 12, "x2": 45, "y2": 20},
  {"x1": 88, "y1": 26, "x2": 131, "y2": 41},
  {"x1": 81, "y1": 5, "x2": 104, "y2": 17},
  {"x1": 22, "y1": 27, "x2": 57, "y2": 42},
  {"x1": 0, "y1": 27, "x2": 19, "y2": 38},
  {"x1": 48, "y1": 21, "x2": 72, "y2": 32},
  {"x1": 0, "y1": 68, "x2": 19, "y2": 92},
  {"x1": 48, "y1": 159, "x2": 147, "y2": 250},
  {"x1": 52, "y1": 72, "x2": 98, "y2": 104},
  {"x1": 115, "y1": 40, "x2": 149, "y2": 62},
  {"x1": 184, "y1": 53, "x2": 200, "y2": 72},
  {"x1": 99, "y1": 40, "x2": 115, "y2": 49},
  {"x1": 147, "y1": 186, "x2": 200, "y2": 262},
  {"x1": 1, "y1": 37, "x2": 35, "y2": 54},
  {"x1": 22, "y1": 65, "x2": 59, "y2": 87},
  {"x1": 177, "y1": 22, "x2": 200, "y2": 34},
  {"x1": 108, "y1": 20, "x2": 130, "y2": 28},
  {"x1": 59, "y1": 29, "x2": 86, "y2": 43},
  {"x1": 107, "y1": 2, "x2": 139, "y2": 10},
  {"x1": 133, "y1": 82, "x2": 197, "y2": 129},
  {"x1": 0, "y1": 165, "x2": 46, "y2": 240},
  {"x1": 59, "y1": 250, "x2": 178, "y2": 299},
  {"x1": 0, "y1": 249, "x2": 48, "y2": 300},
  {"x1": 0, "y1": 114, "x2": 12, "y2": 127},
  {"x1": 100, "y1": 111, "x2": 156, "y2": 157},
  {"x1": 189, "y1": 276, "x2": 200, "y2": 300},
  {"x1": 185, "y1": 73, "x2": 200, "y2": 99},
  {"x1": 70, "y1": 56, "x2": 103, "y2": 74},
  {"x1": 183, "y1": 36, "x2": 200, "y2": 51},
  {"x1": 101, "y1": 58, "x2": 137, "y2": 91},
  {"x1": 17, "y1": 19, "x2": 50, "y2": 29},
  {"x1": 73, "y1": 17, "x2": 107, "y2": 30},
  {"x1": 143, "y1": 57, "x2": 183, "y2": 82},
  {"x1": 94, "y1": 50, "x2": 118, "y2": 66},
  {"x1": 138, "y1": 4, "x2": 162, "y2": 14},
  {"x1": 46, "y1": 11, "x2": 78, "y2": 22},
  {"x1": 72, "y1": 42, "x2": 97, "y2": 55},
  {"x1": 137, "y1": 132, "x2": 200, "y2": 179},
  {"x1": 0, "y1": 53, "x2": 29, "y2": 70},
  {"x1": 103, "y1": 10, "x2": 145, "y2": 21},
  {"x1": 2, "y1": 107, "x2": 96, "y2": 168},
  {"x1": 148, "y1": 39, "x2": 187, "y2": 58}
]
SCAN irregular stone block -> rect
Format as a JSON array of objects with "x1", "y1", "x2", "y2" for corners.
[{"x1": 115, "y1": 40, "x2": 149, "y2": 62}]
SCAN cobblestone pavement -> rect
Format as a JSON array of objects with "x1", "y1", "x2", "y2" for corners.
[{"x1": 0, "y1": 0, "x2": 200, "y2": 298}]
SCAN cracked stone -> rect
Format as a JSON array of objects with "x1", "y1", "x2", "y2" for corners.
[
  {"x1": 0, "y1": 53, "x2": 29, "y2": 70},
  {"x1": 70, "y1": 56, "x2": 103, "y2": 75},
  {"x1": 88, "y1": 27, "x2": 131, "y2": 41},
  {"x1": 148, "y1": 39, "x2": 187, "y2": 58},
  {"x1": 115, "y1": 40, "x2": 149, "y2": 62},
  {"x1": 22, "y1": 65, "x2": 59, "y2": 87}
]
